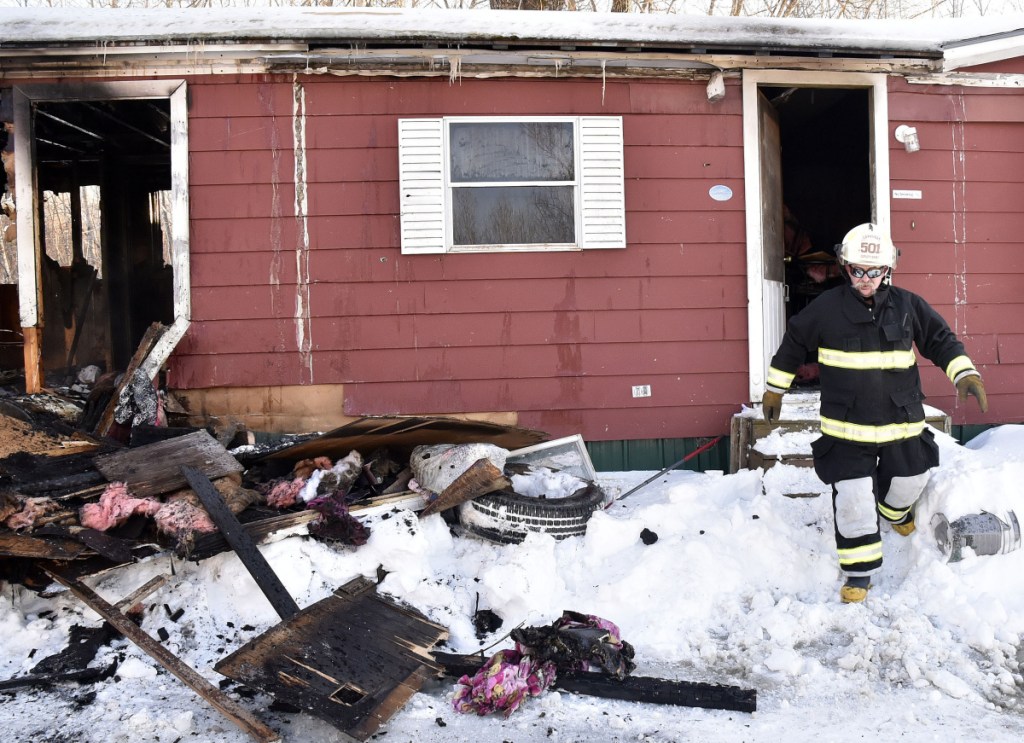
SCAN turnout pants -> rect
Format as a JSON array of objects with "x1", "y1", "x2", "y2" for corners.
[{"x1": 811, "y1": 429, "x2": 939, "y2": 577}]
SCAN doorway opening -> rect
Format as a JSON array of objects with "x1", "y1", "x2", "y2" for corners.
[
  {"x1": 743, "y1": 71, "x2": 888, "y2": 402},
  {"x1": 36, "y1": 98, "x2": 174, "y2": 380},
  {"x1": 10, "y1": 81, "x2": 190, "y2": 393},
  {"x1": 763, "y1": 85, "x2": 873, "y2": 388}
]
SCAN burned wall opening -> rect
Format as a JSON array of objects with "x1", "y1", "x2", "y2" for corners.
[{"x1": 34, "y1": 98, "x2": 174, "y2": 382}]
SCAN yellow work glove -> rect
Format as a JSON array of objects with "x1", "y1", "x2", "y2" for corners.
[
  {"x1": 956, "y1": 375, "x2": 988, "y2": 413},
  {"x1": 762, "y1": 390, "x2": 784, "y2": 424}
]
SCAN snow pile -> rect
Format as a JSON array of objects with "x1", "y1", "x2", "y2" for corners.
[{"x1": 2, "y1": 427, "x2": 1024, "y2": 742}]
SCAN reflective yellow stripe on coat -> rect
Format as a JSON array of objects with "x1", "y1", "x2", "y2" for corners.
[
  {"x1": 820, "y1": 416, "x2": 926, "y2": 444},
  {"x1": 818, "y1": 347, "x2": 916, "y2": 371},
  {"x1": 767, "y1": 366, "x2": 795, "y2": 390}
]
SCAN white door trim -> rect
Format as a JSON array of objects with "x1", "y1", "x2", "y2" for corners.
[{"x1": 741, "y1": 70, "x2": 890, "y2": 402}]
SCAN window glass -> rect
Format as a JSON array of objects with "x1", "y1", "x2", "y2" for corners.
[
  {"x1": 450, "y1": 122, "x2": 574, "y2": 183},
  {"x1": 452, "y1": 186, "x2": 575, "y2": 246}
]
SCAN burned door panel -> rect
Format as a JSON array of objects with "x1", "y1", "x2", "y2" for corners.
[{"x1": 215, "y1": 576, "x2": 448, "y2": 741}]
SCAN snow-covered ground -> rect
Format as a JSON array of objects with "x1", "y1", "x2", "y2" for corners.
[{"x1": 3, "y1": 425, "x2": 1024, "y2": 742}]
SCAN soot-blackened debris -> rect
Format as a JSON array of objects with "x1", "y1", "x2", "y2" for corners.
[
  {"x1": 435, "y1": 717, "x2": 447, "y2": 727},
  {"x1": 473, "y1": 608, "x2": 503, "y2": 639},
  {"x1": 640, "y1": 528, "x2": 659, "y2": 545},
  {"x1": 269, "y1": 699, "x2": 303, "y2": 714}
]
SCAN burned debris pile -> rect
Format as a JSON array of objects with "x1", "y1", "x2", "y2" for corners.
[{"x1": 0, "y1": 393, "x2": 756, "y2": 740}]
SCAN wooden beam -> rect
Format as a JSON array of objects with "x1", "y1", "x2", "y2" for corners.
[
  {"x1": 42, "y1": 567, "x2": 281, "y2": 743},
  {"x1": 0, "y1": 533, "x2": 89, "y2": 560},
  {"x1": 113, "y1": 574, "x2": 168, "y2": 613},
  {"x1": 94, "y1": 321, "x2": 165, "y2": 437},
  {"x1": 22, "y1": 326, "x2": 42, "y2": 394},
  {"x1": 177, "y1": 509, "x2": 319, "y2": 561},
  {"x1": 181, "y1": 466, "x2": 300, "y2": 621}
]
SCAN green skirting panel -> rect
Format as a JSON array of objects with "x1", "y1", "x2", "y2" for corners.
[
  {"x1": 587, "y1": 436, "x2": 731, "y2": 473},
  {"x1": 951, "y1": 424, "x2": 995, "y2": 446},
  {"x1": 588, "y1": 425, "x2": 999, "y2": 474}
]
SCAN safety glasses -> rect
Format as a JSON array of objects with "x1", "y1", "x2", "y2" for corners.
[{"x1": 847, "y1": 265, "x2": 887, "y2": 279}]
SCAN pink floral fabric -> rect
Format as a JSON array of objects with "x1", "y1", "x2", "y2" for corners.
[{"x1": 451, "y1": 649, "x2": 556, "y2": 717}]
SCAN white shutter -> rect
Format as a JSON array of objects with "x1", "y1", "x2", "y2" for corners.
[
  {"x1": 398, "y1": 118, "x2": 447, "y2": 254},
  {"x1": 578, "y1": 116, "x2": 626, "y2": 249}
]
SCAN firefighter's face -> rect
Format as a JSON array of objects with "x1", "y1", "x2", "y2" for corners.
[{"x1": 847, "y1": 263, "x2": 887, "y2": 298}]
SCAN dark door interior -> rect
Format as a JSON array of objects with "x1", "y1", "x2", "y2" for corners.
[
  {"x1": 33, "y1": 98, "x2": 173, "y2": 384},
  {"x1": 762, "y1": 86, "x2": 872, "y2": 387}
]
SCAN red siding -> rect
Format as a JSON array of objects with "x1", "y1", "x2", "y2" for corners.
[
  {"x1": 174, "y1": 75, "x2": 748, "y2": 440},
  {"x1": 889, "y1": 76, "x2": 1024, "y2": 425}
]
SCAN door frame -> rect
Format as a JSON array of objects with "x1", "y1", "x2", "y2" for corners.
[
  {"x1": 741, "y1": 70, "x2": 890, "y2": 402},
  {"x1": 13, "y1": 80, "x2": 191, "y2": 389}
]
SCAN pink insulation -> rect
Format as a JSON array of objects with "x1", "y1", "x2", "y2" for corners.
[
  {"x1": 153, "y1": 498, "x2": 217, "y2": 537},
  {"x1": 266, "y1": 477, "x2": 305, "y2": 509},
  {"x1": 5, "y1": 497, "x2": 62, "y2": 532},
  {"x1": 79, "y1": 482, "x2": 162, "y2": 531}
]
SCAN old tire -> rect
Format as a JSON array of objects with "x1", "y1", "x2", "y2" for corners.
[{"x1": 458, "y1": 483, "x2": 606, "y2": 544}]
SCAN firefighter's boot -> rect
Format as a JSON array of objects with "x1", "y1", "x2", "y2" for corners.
[
  {"x1": 892, "y1": 515, "x2": 916, "y2": 536},
  {"x1": 840, "y1": 576, "x2": 871, "y2": 604}
]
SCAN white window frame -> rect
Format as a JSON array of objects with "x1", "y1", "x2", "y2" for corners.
[{"x1": 398, "y1": 115, "x2": 625, "y2": 254}]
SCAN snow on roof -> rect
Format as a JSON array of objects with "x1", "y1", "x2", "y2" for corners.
[{"x1": 1, "y1": 7, "x2": 1024, "y2": 58}]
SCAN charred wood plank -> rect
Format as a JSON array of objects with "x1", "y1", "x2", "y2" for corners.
[
  {"x1": 432, "y1": 652, "x2": 757, "y2": 713},
  {"x1": 181, "y1": 466, "x2": 299, "y2": 620},
  {"x1": 113, "y1": 574, "x2": 168, "y2": 613},
  {"x1": 0, "y1": 448, "x2": 113, "y2": 500},
  {"x1": 94, "y1": 429, "x2": 242, "y2": 498},
  {"x1": 94, "y1": 322, "x2": 165, "y2": 438},
  {"x1": 41, "y1": 566, "x2": 282, "y2": 743},
  {"x1": 129, "y1": 424, "x2": 206, "y2": 448},
  {"x1": 35, "y1": 526, "x2": 137, "y2": 563},
  {"x1": 177, "y1": 509, "x2": 318, "y2": 561},
  {"x1": 0, "y1": 533, "x2": 91, "y2": 560},
  {"x1": 0, "y1": 661, "x2": 115, "y2": 691},
  {"x1": 15, "y1": 470, "x2": 107, "y2": 496}
]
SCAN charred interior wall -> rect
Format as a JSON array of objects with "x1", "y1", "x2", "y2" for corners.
[
  {"x1": 0, "y1": 90, "x2": 21, "y2": 371},
  {"x1": 10, "y1": 95, "x2": 175, "y2": 384}
]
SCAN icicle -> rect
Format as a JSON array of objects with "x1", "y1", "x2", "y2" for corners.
[
  {"x1": 449, "y1": 55, "x2": 462, "y2": 85},
  {"x1": 601, "y1": 59, "x2": 607, "y2": 106}
]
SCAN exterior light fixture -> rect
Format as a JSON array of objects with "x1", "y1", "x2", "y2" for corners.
[{"x1": 894, "y1": 125, "x2": 920, "y2": 153}]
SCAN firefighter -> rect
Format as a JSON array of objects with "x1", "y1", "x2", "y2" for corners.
[{"x1": 761, "y1": 223, "x2": 988, "y2": 603}]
